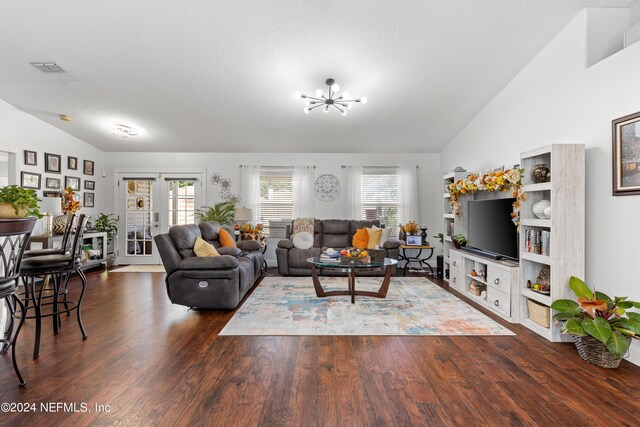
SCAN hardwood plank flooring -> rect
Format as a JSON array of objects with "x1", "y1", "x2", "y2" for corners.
[{"x1": 1, "y1": 269, "x2": 639, "y2": 426}]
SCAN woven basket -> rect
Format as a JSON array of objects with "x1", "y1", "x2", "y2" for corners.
[
  {"x1": 572, "y1": 335, "x2": 631, "y2": 369},
  {"x1": 527, "y1": 299, "x2": 550, "y2": 328}
]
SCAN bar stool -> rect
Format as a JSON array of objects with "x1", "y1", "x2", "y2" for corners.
[
  {"x1": 0, "y1": 217, "x2": 36, "y2": 386},
  {"x1": 23, "y1": 213, "x2": 76, "y2": 258},
  {"x1": 19, "y1": 215, "x2": 89, "y2": 359}
]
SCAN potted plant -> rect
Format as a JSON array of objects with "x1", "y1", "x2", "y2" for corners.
[
  {"x1": 0, "y1": 185, "x2": 42, "y2": 218},
  {"x1": 95, "y1": 213, "x2": 119, "y2": 266},
  {"x1": 550, "y1": 276, "x2": 640, "y2": 368},
  {"x1": 194, "y1": 202, "x2": 236, "y2": 225},
  {"x1": 452, "y1": 234, "x2": 467, "y2": 249}
]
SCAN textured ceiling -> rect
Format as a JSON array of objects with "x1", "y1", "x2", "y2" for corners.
[{"x1": 0, "y1": 0, "x2": 633, "y2": 153}]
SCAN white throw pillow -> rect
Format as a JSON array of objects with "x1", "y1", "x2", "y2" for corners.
[
  {"x1": 292, "y1": 231, "x2": 314, "y2": 249},
  {"x1": 380, "y1": 227, "x2": 392, "y2": 246}
]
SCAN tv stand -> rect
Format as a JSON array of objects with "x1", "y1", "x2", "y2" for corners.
[{"x1": 448, "y1": 249, "x2": 519, "y2": 322}]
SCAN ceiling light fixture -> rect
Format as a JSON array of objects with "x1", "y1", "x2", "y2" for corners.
[
  {"x1": 111, "y1": 124, "x2": 138, "y2": 138},
  {"x1": 295, "y1": 78, "x2": 367, "y2": 116}
]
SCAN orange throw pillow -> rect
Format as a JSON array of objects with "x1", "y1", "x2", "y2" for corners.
[
  {"x1": 219, "y1": 228, "x2": 237, "y2": 247},
  {"x1": 352, "y1": 228, "x2": 369, "y2": 249}
]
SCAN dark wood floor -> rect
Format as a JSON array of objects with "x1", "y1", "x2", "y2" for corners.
[{"x1": 1, "y1": 268, "x2": 639, "y2": 426}]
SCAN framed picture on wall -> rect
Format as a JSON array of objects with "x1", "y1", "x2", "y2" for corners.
[
  {"x1": 44, "y1": 153, "x2": 62, "y2": 174},
  {"x1": 65, "y1": 176, "x2": 81, "y2": 191},
  {"x1": 83, "y1": 160, "x2": 94, "y2": 175},
  {"x1": 84, "y1": 192, "x2": 95, "y2": 208},
  {"x1": 24, "y1": 150, "x2": 37, "y2": 166},
  {"x1": 46, "y1": 177, "x2": 61, "y2": 189},
  {"x1": 43, "y1": 191, "x2": 62, "y2": 198},
  {"x1": 613, "y1": 111, "x2": 640, "y2": 196},
  {"x1": 406, "y1": 235, "x2": 422, "y2": 246},
  {"x1": 21, "y1": 171, "x2": 41, "y2": 189},
  {"x1": 68, "y1": 156, "x2": 78, "y2": 170},
  {"x1": 84, "y1": 180, "x2": 95, "y2": 190}
]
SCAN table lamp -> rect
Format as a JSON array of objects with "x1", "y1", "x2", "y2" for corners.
[
  {"x1": 39, "y1": 196, "x2": 62, "y2": 237},
  {"x1": 234, "y1": 207, "x2": 254, "y2": 224}
]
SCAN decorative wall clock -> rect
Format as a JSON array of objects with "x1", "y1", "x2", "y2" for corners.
[{"x1": 314, "y1": 174, "x2": 341, "y2": 201}]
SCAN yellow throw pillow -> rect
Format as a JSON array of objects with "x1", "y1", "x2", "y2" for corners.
[
  {"x1": 352, "y1": 228, "x2": 369, "y2": 249},
  {"x1": 366, "y1": 227, "x2": 383, "y2": 249},
  {"x1": 219, "y1": 228, "x2": 237, "y2": 248},
  {"x1": 194, "y1": 237, "x2": 220, "y2": 257}
]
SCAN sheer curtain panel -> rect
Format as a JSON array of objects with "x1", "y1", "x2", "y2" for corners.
[
  {"x1": 293, "y1": 165, "x2": 315, "y2": 218},
  {"x1": 240, "y1": 164, "x2": 261, "y2": 224},
  {"x1": 343, "y1": 165, "x2": 363, "y2": 220}
]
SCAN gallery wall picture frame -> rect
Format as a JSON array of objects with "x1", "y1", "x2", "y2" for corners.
[
  {"x1": 24, "y1": 150, "x2": 37, "y2": 166},
  {"x1": 21, "y1": 171, "x2": 41, "y2": 189},
  {"x1": 43, "y1": 191, "x2": 62, "y2": 198},
  {"x1": 613, "y1": 111, "x2": 640, "y2": 196},
  {"x1": 84, "y1": 160, "x2": 94, "y2": 176},
  {"x1": 46, "y1": 177, "x2": 61, "y2": 189},
  {"x1": 64, "y1": 176, "x2": 81, "y2": 191},
  {"x1": 68, "y1": 156, "x2": 78, "y2": 170},
  {"x1": 84, "y1": 180, "x2": 95, "y2": 190},
  {"x1": 44, "y1": 153, "x2": 62, "y2": 174},
  {"x1": 84, "y1": 192, "x2": 95, "y2": 208}
]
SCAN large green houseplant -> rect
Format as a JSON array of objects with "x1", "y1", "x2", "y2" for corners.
[
  {"x1": 551, "y1": 276, "x2": 640, "y2": 367},
  {"x1": 0, "y1": 185, "x2": 42, "y2": 218},
  {"x1": 194, "y1": 202, "x2": 236, "y2": 225}
]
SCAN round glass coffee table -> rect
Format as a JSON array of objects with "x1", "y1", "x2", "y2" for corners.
[{"x1": 306, "y1": 257, "x2": 399, "y2": 304}]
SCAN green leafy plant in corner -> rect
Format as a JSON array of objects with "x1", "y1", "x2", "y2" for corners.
[
  {"x1": 194, "y1": 202, "x2": 236, "y2": 225},
  {"x1": 550, "y1": 276, "x2": 640, "y2": 358},
  {"x1": 0, "y1": 185, "x2": 42, "y2": 218},
  {"x1": 95, "y1": 213, "x2": 119, "y2": 239}
]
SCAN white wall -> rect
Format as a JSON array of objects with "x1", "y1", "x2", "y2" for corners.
[
  {"x1": 439, "y1": 9, "x2": 640, "y2": 365},
  {"x1": 104, "y1": 152, "x2": 441, "y2": 263},
  {"x1": 0, "y1": 99, "x2": 108, "y2": 221}
]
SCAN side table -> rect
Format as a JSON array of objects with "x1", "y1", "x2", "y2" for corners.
[{"x1": 398, "y1": 245, "x2": 434, "y2": 276}]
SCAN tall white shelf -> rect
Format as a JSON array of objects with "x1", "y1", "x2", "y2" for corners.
[
  {"x1": 442, "y1": 171, "x2": 468, "y2": 278},
  {"x1": 518, "y1": 144, "x2": 585, "y2": 341}
]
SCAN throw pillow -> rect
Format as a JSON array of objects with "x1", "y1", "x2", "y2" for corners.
[
  {"x1": 352, "y1": 228, "x2": 369, "y2": 249},
  {"x1": 292, "y1": 231, "x2": 314, "y2": 249},
  {"x1": 291, "y1": 217, "x2": 314, "y2": 238},
  {"x1": 219, "y1": 228, "x2": 237, "y2": 248},
  {"x1": 366, "y1": 227, "x2": 383, "y2": 249},
  {"x1": 380, "y1": 227, "x2": 392, "y2": 245},
  {"x1": 194, "y1": 237, "x2": 220, "y2": 257}
]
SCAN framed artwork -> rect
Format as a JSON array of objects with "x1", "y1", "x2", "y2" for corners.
[
  {"x1": 21, "y1": 171, "x2": 41, "y2": 189},
  {"x1": 613, "y1": 111, "x2": 640, "y2": 196},
  {"x1": 84, "y1": 192, "x2": 95, "y2": 208},
  {"x1": 24, "y1": 150, "x2": 37, "y2": 166},
  {"x1": 84, "y1": 160, "x2": 94, "y2": 176},
  {"x1": 46, "y1": 177, "x2": 61, "y2": 189},
  {"x1": 68, "y1": 156, "x2": 78, "y2": 170},
  {"x1": 43, "y1": 191, "x2": 62, "y2": 198},
  {"x1": 406, "y1": 235, "x2": 422, "y2": 246},
  {"x1": 65, "y1": 176, "x2": 81, "y2": 191},
  {"x1": 44, "y1": 153, "x2": 62, "y2": 174},
  {"x1": 84, "y1": 180, "x2": 95, "y2": 190}
]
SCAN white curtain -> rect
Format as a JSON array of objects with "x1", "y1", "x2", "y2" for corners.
[
  {"x1": 398, "y1": 165, "x2": 419, "y2": 223},
  {"x1": 293, "y1": 165, "x2": 315, "y2": 218},
  {"x1": 240, "y1": 164, "x2": 261, "y2": 224},
  {"x1": 343, "y1": 165, "x2": 363, "y2": 220}
]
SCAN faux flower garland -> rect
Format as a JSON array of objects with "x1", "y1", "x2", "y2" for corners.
[{"x1": 447, "y1": 168, "x2": 526, "y2": 226}]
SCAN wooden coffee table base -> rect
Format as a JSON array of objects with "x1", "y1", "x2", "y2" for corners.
[{"x1": 310, "y1": 263, "x2": 393, "y2": 304}]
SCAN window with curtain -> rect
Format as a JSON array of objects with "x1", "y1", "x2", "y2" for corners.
[
  {"x1": 167, "y1": 180, "x2": 196, "y2": 226},
  {"x1": 259, "y1": 167, "x2": 294, "y2": 236},
  {"x1": 361, "y1": 166, "x2": 399, "y2": 228}
]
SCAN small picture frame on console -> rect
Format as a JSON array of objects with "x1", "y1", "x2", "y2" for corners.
[{"x1": 406, "y1": 235, "x2": 422, "y2": 246}]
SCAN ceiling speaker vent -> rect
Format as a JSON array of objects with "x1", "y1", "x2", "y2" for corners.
[{"x1": 30, "y1": 62, "x2": 65, "y2": 73}]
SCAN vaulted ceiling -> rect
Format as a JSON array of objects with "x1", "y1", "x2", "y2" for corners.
[{"x1": 0, "y1": 0, "x2": 634, "y2": 153}]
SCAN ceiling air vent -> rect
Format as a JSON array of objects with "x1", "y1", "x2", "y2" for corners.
[{"x1": 30, "y1": 62, "x2": 65, "y2": 73}]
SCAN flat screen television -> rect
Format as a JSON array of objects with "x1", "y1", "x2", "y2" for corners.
[{"x1": 465, "y1": 198, "x2": 519, "y2": 260}]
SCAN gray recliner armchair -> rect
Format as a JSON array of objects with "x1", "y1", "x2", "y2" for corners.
[{"x1": 154, "y1": 221, "x2": 264, "y2": 309}]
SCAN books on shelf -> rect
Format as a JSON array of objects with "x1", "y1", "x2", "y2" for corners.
[{"x1": 524, "y1": 229, "x2": 550, "y2": 256}]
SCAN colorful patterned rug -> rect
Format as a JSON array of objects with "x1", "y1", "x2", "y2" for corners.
[{"x1": 220, "y1": 276, "x2": 514, "y2": 336}]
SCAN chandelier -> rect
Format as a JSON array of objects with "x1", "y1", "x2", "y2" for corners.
[{"x1": 294, "y1": 78, "x2": 367, "y2": 116}]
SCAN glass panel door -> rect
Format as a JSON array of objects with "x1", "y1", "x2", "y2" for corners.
[{"x1": 159, "y1": 174, "x2": 202, "y2": 233}]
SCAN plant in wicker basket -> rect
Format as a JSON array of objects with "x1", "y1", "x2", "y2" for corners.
[{"x1": 550, "y1": 276, "x2": 640, "y2": 367}]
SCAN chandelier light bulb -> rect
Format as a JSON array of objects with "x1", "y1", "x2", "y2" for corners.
[
  {"x1": 360, "y1": 96, "x2": 368, "y2": 104},
  {"x1": 323, "y1": 105, "x2": 330, "y2": 113},
  {"x1": 304, "y1": 99, "x2": 312, "y2": 107},
  {"x1": 315, "y1": 89, "x2": 323, "y2": 97},
  {"x1": 294, "y1": 91, "x2": 302, "y2": 99},
  {"x1": 331, "y1": 83, "x2": 339, "y2": 92},
  {"x1": 304, "y1": 107, "x2": 310, "y2": 114},
  {"x1": 341, "y1": 109, "x2": 348, "y2": 116}
]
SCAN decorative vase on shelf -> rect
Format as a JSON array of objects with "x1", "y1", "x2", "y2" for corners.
[
  {"x1": 531, "y1": 200, "x2": 551, "y2": 219},
  {"x1": 543, "y1": 205, "x2": 552, "y2": 219},
  {"x1": 420, "y1": 227, "x2": 428, "y2": 245},
  {"x1": 531, "y1": 164, "x2": 550, "y2": 183}
]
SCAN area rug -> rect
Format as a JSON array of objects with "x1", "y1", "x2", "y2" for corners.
[
  {"x1": 219, "y1": 276, "x2": 514, "y2": 336},
  {"x1": 110, "y1": 265, "x2": 166, "y2": 272}
]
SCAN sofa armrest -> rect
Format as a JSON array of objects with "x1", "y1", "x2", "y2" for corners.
[
  {"x1": 179, "y1": 255, "x2": 240, "y2": 270},
  {"x1": 383, "y1": 240, "x2": 401, "y2": 249},
  {"x1": 217, "y1": 247, "x2": 242, "y2": 257},
  {"x1": 154, "y1": 234, "x2": 182, "y2": 275},
  {"x1": 278, "y1": 239, "x2": 294, "y2": 249},
  {"x1": 237, "y1": 240, "x2": 261, "y2": 252}
]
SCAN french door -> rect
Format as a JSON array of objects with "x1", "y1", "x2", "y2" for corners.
[{"x1": 116, "y1": 172, "x2": 203, "y2": 265}]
